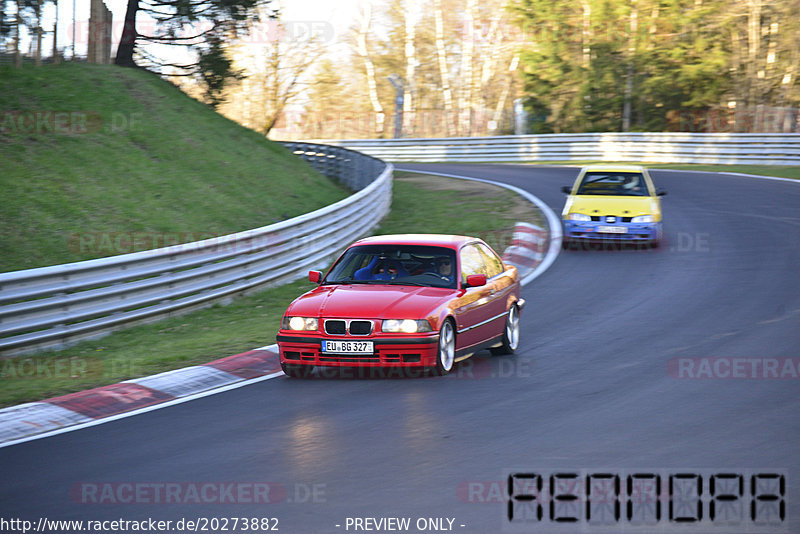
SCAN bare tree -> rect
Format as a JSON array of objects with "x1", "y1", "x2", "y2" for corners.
[
  {"x1": 434, "y1": 0, "x2": 455, "y2": 135},
  {"x1": 13, "y1": 0, "x2": 23, "y2": 67},
  {"x1": 402, "y1": 0, "x2": 419, "y2": 135},
  {"x1": 622, "y1": 0, "x2": 638, "y2": 131},
  {"x1": 458, "y1": 0, "x2": 476, "y2": 135},
  {"x1": 51, "y1": 0, "x2": 58, "y2": 63},
  {"x1": 33, "y1": 0, "x2": 42, "y2": 66},
  {"x1": 492, "y1": 53, "x2": 520, "y2": 129},
  {"x1": 217, "y1": 14, "x2": 325, "y2": 136},
  {"x1": 355, "y1": 2, "x2": 385, "y2": 135}
]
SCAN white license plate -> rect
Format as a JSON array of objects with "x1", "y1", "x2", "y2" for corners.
[
  {"x1": 322, "y1": 340, "x2": 374, "y2": 354},
  {"x1": 596, "y1": 226, "x2": 628, "y2": 234}
]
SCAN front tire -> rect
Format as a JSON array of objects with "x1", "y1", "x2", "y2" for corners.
[
  {"x1": 490, "y1": 304, "x2": 520, "y2": 355},
  {"x1": 281, "y1": 362, "x2": 312, "y2": 378},
  {"x1": 434, "y1": 320, "x2": 456, "y2": 375}
]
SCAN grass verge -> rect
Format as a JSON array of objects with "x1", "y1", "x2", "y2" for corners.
[
  {"x1": 0, "y1": 63, "x2": 349, "y2": 272},
  {"x1": 0, "y1": 173, "x2": 544, "y2": 408}
]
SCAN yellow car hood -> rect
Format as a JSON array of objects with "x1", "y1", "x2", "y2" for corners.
[{"x1": 564, "y1": 195, "x2": 661, "y2": 219}]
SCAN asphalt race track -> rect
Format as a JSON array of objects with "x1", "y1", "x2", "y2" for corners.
[{"x1": 1, "y1": 164, "x2": 799, "y2": 533}]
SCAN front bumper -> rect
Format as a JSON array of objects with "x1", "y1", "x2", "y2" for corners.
[
  {"x1": 276, "y1": 333, "x2": 440, "y2": 368},
  {"x1": 563, "y1": 220, "x2": 662, "y2": 242}
]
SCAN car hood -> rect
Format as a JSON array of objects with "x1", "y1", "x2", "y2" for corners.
[
  {"x1": 564, "y1": 195, "x2": 660, "y2": 217},
  {"x1": 286, "y1": 284, "x2": 455, "y2": 319}
]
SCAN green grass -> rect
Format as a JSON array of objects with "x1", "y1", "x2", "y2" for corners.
[
  {"x1": 0, "y1": 63, "x2": 350, "y2": 272},
  {"x1": 0, "y1": 173, "x2": 544, "y2": 407}
]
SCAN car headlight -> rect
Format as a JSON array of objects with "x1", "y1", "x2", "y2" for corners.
[
  {"x1": 281, "y1": 316, "x2": 318, "y2": 331},
  {"x1": 631, "y1": 215, "x2": 655, "y2": 223},
  {"x1": 382, "y1": 319, "x2": 433, "y2": 333},
  {"x1": 567, "y1": 213, "x2": 591, "y2": 221}
]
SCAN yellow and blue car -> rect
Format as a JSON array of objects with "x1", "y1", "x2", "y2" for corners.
[{"x1": 560, "y1": 165, "x2": 667, "y2": 248}]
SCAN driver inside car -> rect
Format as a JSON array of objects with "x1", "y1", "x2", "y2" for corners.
[
  {"x1": 354, "y1": 256, "x2": 408, "y2": 280},
  {"x1": 432, "y1": 256, "x2": 454, "y2": 283},
  {"x1": 621, "y1": 174, "x2": 643, "y2": 194}
]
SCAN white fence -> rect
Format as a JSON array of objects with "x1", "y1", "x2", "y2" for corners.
[
  {"x1": 321, "y1": 133, "x2": 800, "y2": 166},
  {"x1": 0, "y1": 143, "x2": 392, "y2": 356}
]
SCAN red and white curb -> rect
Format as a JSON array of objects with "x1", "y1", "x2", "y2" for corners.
[
  {"x1": 0, "y1": 348, "x2": 282, "y2": 448},
  {"x1": 502, "y1": 222, "x2": 547, "y2": 278}
]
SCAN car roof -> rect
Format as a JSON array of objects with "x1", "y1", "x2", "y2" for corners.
[
  {"x1": 582, "y1": 165, "x2": 646, "y2": 173},
  {"x1": 350, "y1": 234, "x2": 478, "y2": 249}
]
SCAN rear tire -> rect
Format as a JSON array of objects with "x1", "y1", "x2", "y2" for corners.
[
  {"x1": 490, "y1": 304, "x2": 520, "y2": 355},
  {"x1": 281, "y1": 362, "x2": 312, "y2": 378}
]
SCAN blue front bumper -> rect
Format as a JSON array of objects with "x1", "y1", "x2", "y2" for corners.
[{"x1": 563, "y1": 221, "x2": 662, "y2": 242}]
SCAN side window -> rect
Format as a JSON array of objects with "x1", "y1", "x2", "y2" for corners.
[
  {"x1": 476, "y1": 243, "x2": 504, "y2": 278},
  {"x1": 459, "y1": 245, "x2": 485, "y2": 284}
]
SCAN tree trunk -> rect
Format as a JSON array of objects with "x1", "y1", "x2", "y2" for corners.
[
  {"x1": 14, "y1": 0, "x2": 22, "y2": 67},
  {"x1": 458, "y1": 0, "x2": 476, "y2": 136},
  {"x1": 434, "y1": 0, "x2": 454, "y2": 136},
  {"x1": 115, "y1": 0, "x2": 139, "y2": 67},
  {"x1": 52, "y1": 0, "x2": 60, "y2": 64},
  {"x1": 478, "y1": 13, "x2": 501, "y2": 129},
  {"x1": 746, "y1": 0, "x2": 762, "y2": 109},
  {"x1": 402, "y1": 0, "x2": 417, "y2": 136},
  {"x1": 581, "y1": 0, "x2": 591, "y2": 71},
  {"x1": 356, "y1": 3, "x2": 385, "y2": 135},
  {"x1": 35, "y1": 0, "x2": 42, "y2": 66},
  {"x1": 622, "y1": 0, "x2": 638, "y2": 131},
  {"x1": 492, "y1": 53, "x2": 519, "y2": 129}
]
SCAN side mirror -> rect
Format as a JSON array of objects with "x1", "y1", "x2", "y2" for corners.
[
  {"x1": 308, "y1": 270, "x2": 322, "y2": 283},
  {"x1": 465, "y1": 274, "x2": 487, "y2": 287},
  {"x1": 656, "y1": 188, "x2": 667, "y2": 196},
  {"x1": 561, "y1": 186, "x2": 572, "y2": 195}
]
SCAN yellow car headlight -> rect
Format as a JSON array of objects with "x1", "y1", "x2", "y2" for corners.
[
  {"x1": 382, "y1": 319, "x2": 432, "y2": 333},
  {"x1": 567, "y1": 213, "x2": 591, "y2": 222},
  {"x1": 631, "y1": 215, "x2": 655, "y2": 223}
]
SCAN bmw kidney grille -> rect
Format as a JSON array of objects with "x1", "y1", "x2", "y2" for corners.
[{"x1": 324, "y1": 319, "x2": 373, "y2": 336}]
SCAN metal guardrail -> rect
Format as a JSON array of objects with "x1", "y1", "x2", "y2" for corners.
[
  {"x1": 320, "y1": 133, "x2": 800, "y2": 166},
  {"x1": 0, "y1": 143, "x2": 392, "y2": 356}
]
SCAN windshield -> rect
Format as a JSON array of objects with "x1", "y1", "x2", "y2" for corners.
[
  {"x1": 324, "y1": 244, "x2": 458, "y2": 289},
  {"x1": 577, "y1": 172, "x2": 649, "y2": 196}
]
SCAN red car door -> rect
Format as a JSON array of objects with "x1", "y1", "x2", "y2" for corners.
[
  {"x1": 453, "y1": 244, "x2": 500, "y2": 352},
  {"x1": 474, "y1": 242, "x2": 513, "y2": 341}
]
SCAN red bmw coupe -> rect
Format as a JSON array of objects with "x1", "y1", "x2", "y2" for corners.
[{"x1": 277, "y1": 234, "x2": 525, "y2": 377}]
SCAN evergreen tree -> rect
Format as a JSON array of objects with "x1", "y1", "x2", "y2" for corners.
[{"x1": 115, "y1": 0, "x2": 273, "y2": 105}]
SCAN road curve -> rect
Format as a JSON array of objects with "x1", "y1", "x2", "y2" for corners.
[{"x1": 1, "y1": 164, "x2": 799, "y2": 533}]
